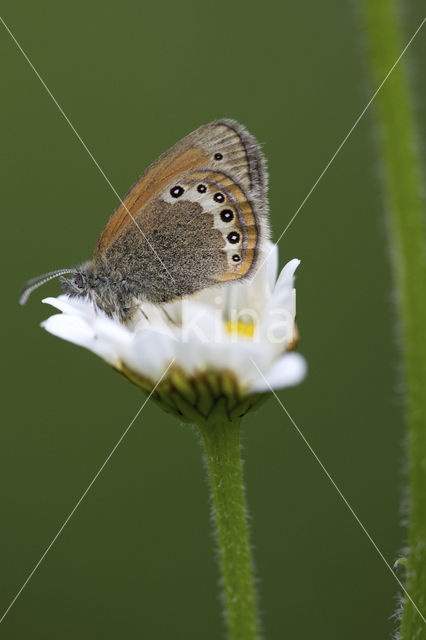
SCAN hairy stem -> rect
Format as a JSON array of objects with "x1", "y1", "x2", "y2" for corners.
[
  {"x1": 198, "y1": 412, "x2": 260, "y2": 640},
  {"x1": 362, "y1": 2, "x2": 426, "y2": 636}
]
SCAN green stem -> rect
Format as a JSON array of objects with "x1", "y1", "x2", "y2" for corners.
[
  {"x1": 362, "y1": 2, "x2": 426, "y2": 636},
  {"x1": 198, "y1": 410, "x2": 260, "y2": 640}
]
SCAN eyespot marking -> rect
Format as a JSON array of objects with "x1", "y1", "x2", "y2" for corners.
[
  {"x1": 214, "y1": 153, "x2": 223, "y2": 160},
  {"x1": 227, "y1": 231, "x2": 240, "y2": 244},
  {"x1": 232, "y1": 254, "x2": 241, "y2": 262},
  {"x1": 220, "y1": 209, "x2": 234, "y2": 222},
  {"x1": 170, "y1": 186, "x2": 184, "y2": 198},
  {"x1": 197, "y1": 184, "x2": 207, "y2": 193},
  {"x1": 214, "y1": 192, "x2": 225, "y2": 203}
]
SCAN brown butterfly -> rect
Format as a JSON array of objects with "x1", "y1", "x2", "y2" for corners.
[{"x1": 20, "y1": 119, "x2": 270, "y2": 322}]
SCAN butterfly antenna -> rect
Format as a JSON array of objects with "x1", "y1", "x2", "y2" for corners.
[{"x1": 19, "y1": 269, "x2": 75, "y2": 306}]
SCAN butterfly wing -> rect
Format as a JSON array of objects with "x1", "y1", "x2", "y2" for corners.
[{"x1": 94, "y1": 120, "x2": 269, "y2": 303}]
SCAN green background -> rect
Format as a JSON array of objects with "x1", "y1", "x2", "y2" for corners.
[{"x1": 1, "y1": 1, "x2": 425, "y2": 638}]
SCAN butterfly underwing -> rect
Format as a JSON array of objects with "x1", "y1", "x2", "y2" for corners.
[{"x1": 20, "y1": 119, "x2": 269, "y2": 322}]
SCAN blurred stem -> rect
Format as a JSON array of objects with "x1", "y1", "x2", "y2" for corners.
[
  {"x1": 362, "y1": 2, "x2": 426, "y2": 636},
  {"x1": 198, "y1": 410, "x2": 260, "y2": 640}
]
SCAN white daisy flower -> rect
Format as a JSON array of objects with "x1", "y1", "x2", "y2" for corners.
[{"x1": 41, "y1": 242, "x2": 306, "y2": 422}]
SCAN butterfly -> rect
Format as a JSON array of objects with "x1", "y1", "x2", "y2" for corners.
[{"x1": 20, "y1": 119, "x2": 269, "y2": 322}]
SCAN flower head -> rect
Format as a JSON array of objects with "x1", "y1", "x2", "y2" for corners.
[{"x1": 42, "y1": 243, "x2": 306, "y2": 422}]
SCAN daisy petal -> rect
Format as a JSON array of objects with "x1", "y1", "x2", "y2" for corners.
[
  {"x1": 42, "y1": 314, "x2": 122, "y2": 365},
  {"x1": 274, "y1": 258, "x2": 300, "y2": 293},
  {"x1": 249, "y1": 352, "x2": 307, "y2": 392},
  {"x1": 42, "y1": 295, "x2": 99, "y2": 319},
  {"x1": 263, "y1": 241, "x2": 279, "y2": 291},
  {"x1": 125, "y1": 330, "x2": 175, "y2": 380}
]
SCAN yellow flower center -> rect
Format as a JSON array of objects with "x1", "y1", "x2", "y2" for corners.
[{"x1": 225, "y1": 321, "x2": 255, "y2": 338}]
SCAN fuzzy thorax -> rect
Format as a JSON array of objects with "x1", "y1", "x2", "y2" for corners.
[{"x1": 59, "y1": 261, "x2": 139, "y2": 321}]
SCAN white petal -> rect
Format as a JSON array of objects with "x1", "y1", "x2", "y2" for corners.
[
  {"x1": 249, "y1": 352, "x2": 307, "y2": 392},
  {"x1": 131, "y1": 302, "x2": 178, "y2": 339},
  {"x1": 263, "y1": 259, "x2": 300, "y2": 319},
  {"x1": 90, "y1": 315, "x2": 133, "y2": 347},
  {"x1": 273, "y1": 258, "x2": 300, "y2": 294},
  {"x1": 221, "y1": 245, "x2": 281, "y2": 321},
  {"x1": 138, "y1": 302, "x2": 173, "y2": 327},
  {"x1": 224, "y1": 265, "x2": 269, "y2": 319},
  {"x1": 159, "y1": 298, "x2": 185, "y2": 325},
  {"x1": 189, "y1": 284, "x2": 227, "y2": 311},
  {"x1": 223, "y1": 280, "x2": 255, "y2": 321},
  {"x1": 43, "y1": 295, "x2": 99, "y2": 320},
  {"x1": 187, "y1": 339, "x2": 272, "y2": 389},
  {"x1": 179, "y1": 301, "x2": 225, "y2": 343},
  {"x1": 125, "y1": 330, "x2": 176, "y2": 380},
  {"x1": 261, "y1": 241, "x2": 279, "y2": 290},
  {"x1": 42, "y1": 314, "x2": 122, "y2": 365}
]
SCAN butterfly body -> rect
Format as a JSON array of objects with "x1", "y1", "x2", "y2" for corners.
[{"x1": 22, "y1": 119, "x2": 269, "y2": 321}]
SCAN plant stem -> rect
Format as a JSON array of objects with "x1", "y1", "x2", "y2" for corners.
[
  {"x1": 362, "y1": 2, "x2": 426, "y2": 636},
  {"x1": 198, "y1": 410, "x2": 260, "y2": 640}
]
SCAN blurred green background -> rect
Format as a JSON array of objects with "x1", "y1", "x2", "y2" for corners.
[{"x1": 1, "y1": 1, "x2": 425, "y2": 638}]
